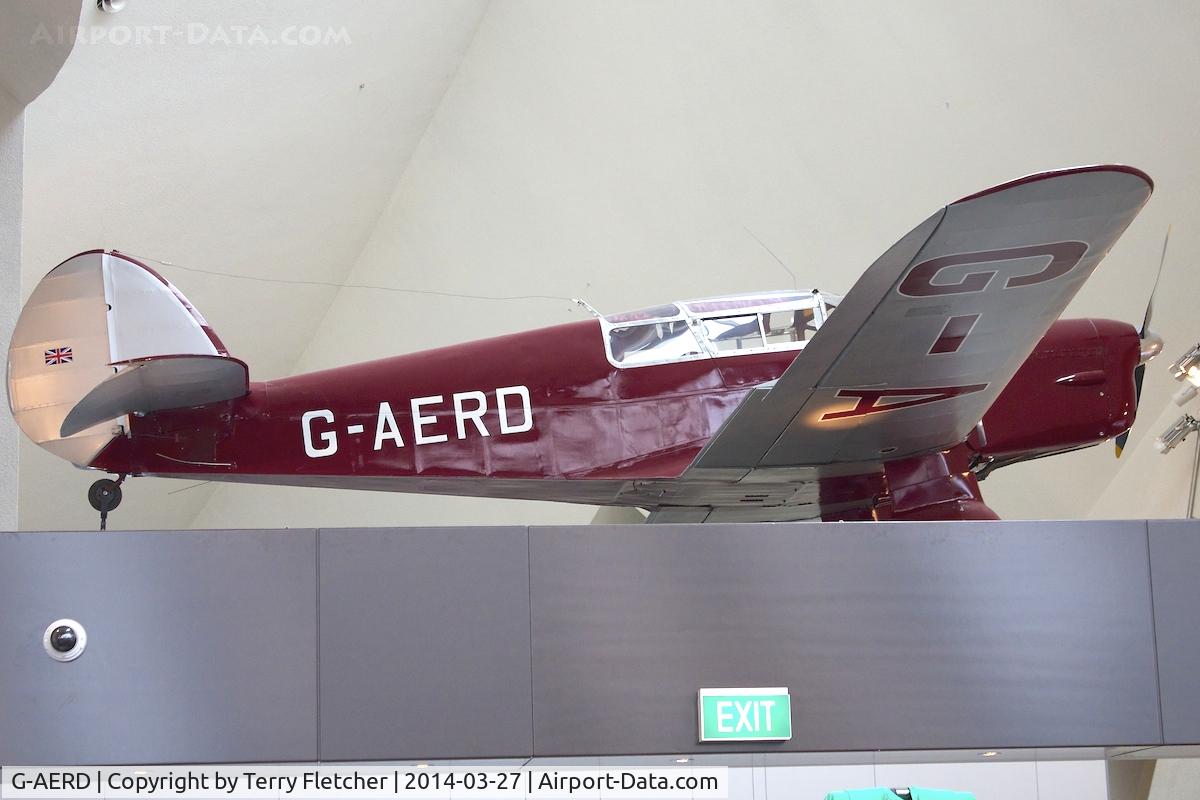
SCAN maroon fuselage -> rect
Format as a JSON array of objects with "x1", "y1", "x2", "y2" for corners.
[{"x1": 91, "y1": 316, "x2": 1141, "y2": 519}]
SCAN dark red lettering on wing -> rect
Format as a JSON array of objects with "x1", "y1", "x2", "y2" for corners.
[
  {"x1": 929, "y1": 314, "x2": 980, "y2": 354},
  {"x1": 820, "y1": 384, "x2": 989, "y2": 421},
  {"x1": 898, "y1": 241, "x2": 1088, "y2": 297}
]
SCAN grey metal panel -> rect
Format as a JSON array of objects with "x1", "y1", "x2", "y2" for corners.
[
  {"x1": 1148, "y1": 519, "x2": 1200, "y2": 744},
  {"x1": 530, "y1": 521, "x2": 1162, "y2": 755},
  {"x1": 1, "y1": 520, "x2": 1184, "y2": 764},
  {"x1": 0, "y1": 530, "x2": 317, "y2": 765},
  {"x1": 318, "y1": 527, "x2": 533, "y2": 761}
]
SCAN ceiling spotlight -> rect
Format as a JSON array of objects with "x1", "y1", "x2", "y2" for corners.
[
  {"x1": 674, "y1": 758, "x2": 691, "y2": 764},
  {"x1": 1170, "y1": 344, "x2": 1200, "y2": 380},
  {"x1": 97, "y1": 0, "x2": 127, "y2": 12},
  {"x1": 1170, "y1": 344, "x2": 1200, "y2": 406},
  {"x1": 978, "y1": 751, "x2": 1000, "y2": 758},
  {"x1": 414, "y1": 763, "x2": 429, "y2": 769},
  {"x1": 1156, "y1": 415, "x2": 1199, "y2": 454}
]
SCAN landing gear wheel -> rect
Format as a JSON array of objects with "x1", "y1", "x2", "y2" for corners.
[{"x1": 88, "y1": 478, "x2": 123, "y2": 531}]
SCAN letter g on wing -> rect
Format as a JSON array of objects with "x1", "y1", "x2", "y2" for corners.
[{"x1": 898, "y1": 241, "x2": 1088, "y2": 297}]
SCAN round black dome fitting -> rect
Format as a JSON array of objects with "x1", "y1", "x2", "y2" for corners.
[
  {"x1": 43, "y1": 618, "x2": 87, "y2": 662},
  {"x1": 49, "y1": 625, "x2": 77, "y2": 653}
]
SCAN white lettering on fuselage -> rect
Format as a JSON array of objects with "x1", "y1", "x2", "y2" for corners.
[
  {"x1": 301, "y1": 385, "x2": 532, "y2": 459},
  {"x1": 302, "y1": 409, "x2": 337, "y2": 458},
  {"x1": 497, "y1": 385, "x2": 534, "y2": 434}
]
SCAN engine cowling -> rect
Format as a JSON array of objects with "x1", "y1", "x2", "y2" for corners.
[{"x1": 973, "y1": 318, "x2": 1141, "y2": 464}]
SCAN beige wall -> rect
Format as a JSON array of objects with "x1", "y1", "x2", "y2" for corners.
[
  {"x1": 12, "y1": 0, "x2": 1200, "y2": 529},
  {"x1": 0, "y1": 0, "x2": 79, "y2": 529},
  {"x1": 0, "y1": 91, "x2": 22, "y2": 530},
  {"x1": 1148, "y1": 759, "x2": 1200, "y2": 800},
  {"x1": 187, "y1": 0, "x2": 1200, "y2": 527}
]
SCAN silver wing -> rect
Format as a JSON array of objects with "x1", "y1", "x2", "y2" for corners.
[{"x1": 687, "y1": 165, "x2": 1152, "y2": 480}]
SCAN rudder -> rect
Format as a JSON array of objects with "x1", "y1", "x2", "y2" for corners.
[{"x1": 6, "y1": 250, "x2": 236, "y2": 467}]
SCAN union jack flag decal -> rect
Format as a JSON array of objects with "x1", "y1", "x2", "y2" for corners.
[{"x1": 44, "y1": 346, "x2": 73, "y2": 366}]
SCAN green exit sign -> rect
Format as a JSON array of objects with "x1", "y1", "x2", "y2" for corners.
[{"x1": 697, "y1": 687, "x2": 791, "y2": 742}]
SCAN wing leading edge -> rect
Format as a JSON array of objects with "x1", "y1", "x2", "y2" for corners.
[{"x1": 688, "y1": 165, "x2": 1153, "y2": 478}]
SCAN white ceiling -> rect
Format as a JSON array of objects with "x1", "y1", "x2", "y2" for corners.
[{"x1": 16, "y1": 1, "x2": 1200, "y2": 530}]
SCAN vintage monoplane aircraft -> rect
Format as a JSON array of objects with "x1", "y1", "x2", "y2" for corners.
[{"x1": 7, "y1": 165, "x2": 1159, "y2": 525}]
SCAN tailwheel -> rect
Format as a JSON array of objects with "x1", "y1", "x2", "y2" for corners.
[{"x1": 88, "y1": 476, "x2": 124, "y2": 531}]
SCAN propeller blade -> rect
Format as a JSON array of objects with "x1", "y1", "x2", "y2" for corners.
[
  {"x1": 1115, "y1": 362, "x2": 1147, "y2": 457},
  {"x1": 1142, "y1": 224, "x2": 1171, "y2": 335},
  {"x1": 1116, "y1": 225, "x2": 1171, "y2": 457}
]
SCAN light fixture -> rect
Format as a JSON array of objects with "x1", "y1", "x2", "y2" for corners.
[
  {"x1": 97, "y1": 0, "x2": 128, "y2": 12},
  {"x1": 673, "y1": 758, "x2": 691, "y2": 764},
  {"x1": 978, "y1": 751, "x2": 1000, "y2": 758},
  {"x1": 1156, "y1": 415, "x2": 1199, "y2": 454},
  {"x1": 1158, "y1": 342, "x2": 1200, "y2": 517},
  {"x1": 1170, "y1": 344, "x2": 1200, "y2": 406},
  {"x1": 414, "y1": 763, "x2": 429, "y2": 769}
]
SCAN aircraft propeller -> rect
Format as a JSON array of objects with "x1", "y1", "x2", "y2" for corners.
[{"x1": 1115, "y1": 225, "x2": 1171, "y2": 457}]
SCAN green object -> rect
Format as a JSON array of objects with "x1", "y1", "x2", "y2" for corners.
[
  {"x1": 824, "y1": 789, "x2": 976, "y2": 800},
  {"x1": 696, "y1": 688, "x2": 791, "y2": 742}
]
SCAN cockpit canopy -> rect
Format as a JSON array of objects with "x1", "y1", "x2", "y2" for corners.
[{"x1": 600, "y1": 290, "x2": 842, "y2": 367}]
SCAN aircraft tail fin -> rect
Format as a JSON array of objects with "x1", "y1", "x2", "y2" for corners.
[{"x1": 6, "y1": 250, "x2": 243, "y2": 467}]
